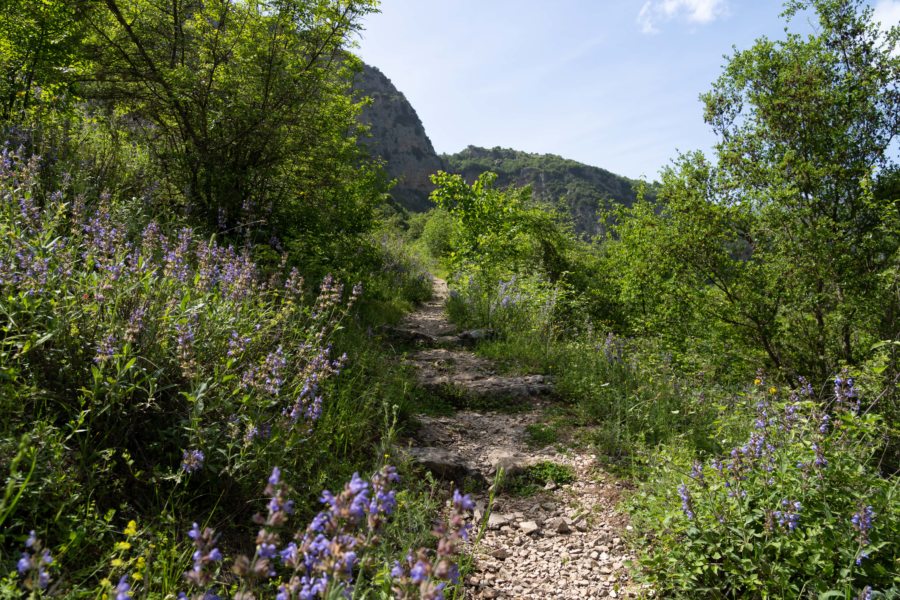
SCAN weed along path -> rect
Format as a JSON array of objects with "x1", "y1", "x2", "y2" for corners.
[{"x1": 395, "y1": 278, "x2": 638, "y2": 600}]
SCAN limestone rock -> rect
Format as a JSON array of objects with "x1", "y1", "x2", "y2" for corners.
[
  {"x1": 404, "y1": 446, "x2": 481, "y2": 485},
  {"x1": 546, "y1": 517, "x2": 572, "y2": 534},
  {"x1": 487, "y1": 513, "x2": 510, "y2": 530},
  {"x1": 353, "y1": 65, "x2": 444, "y2": 212},
  {"x1": 519, "y1": 521, "x2": 540, "y2": 535}
]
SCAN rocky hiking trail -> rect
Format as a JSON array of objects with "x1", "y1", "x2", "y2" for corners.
[{"x1": 394, "y1": 278, "x2": 639, "y2": 600}]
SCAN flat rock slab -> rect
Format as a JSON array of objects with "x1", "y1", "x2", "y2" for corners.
[
  {"x1": 381, "y1": 326, "x2": 437, "y2": 346},
  {"x1": 403, "y1": 446, "x2": 485, "y2": 486},
  {"x1": 407, "y1": 348, "x2": 553, "y2": 401}
]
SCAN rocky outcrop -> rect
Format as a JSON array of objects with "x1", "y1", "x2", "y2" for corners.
[
  {"x1": 353, "y1": 64, "x2": 444, "y2": 212},
  {"x1": 354, "y1": 65, "x2": 655, "y2": 229}
]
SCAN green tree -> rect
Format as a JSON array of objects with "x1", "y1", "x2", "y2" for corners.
[
  {"x1": 77, "y1": 0, "x2": 379, "y2": 237},
  {"x1": 0, "y1": 0, "x2": 85, "y2": 120},
  {"x1": 612, "y1": 0, "x2": 899, "y2": 380},
  {"x1": 430, "y1": 171, "x2": 569, "y2": 281}
]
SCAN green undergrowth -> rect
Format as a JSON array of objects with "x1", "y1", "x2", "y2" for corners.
[
  {"x1": 0, "y1": 150, "x2": 455, "y2": 595},
  {"x1": 524, "y1": 423, "x2": 560, "y2": 449},
  {"x1": 502, "y1": 461, "x2": 576, "y2": 497},
  {"x1": 471, "y1": 334, "x2": 724, "y2": 472}
]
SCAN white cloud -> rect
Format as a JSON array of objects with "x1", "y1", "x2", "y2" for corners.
[
  {"x1": 872, "y1": 0, "x2": 900, "y2": 56},
  {"x1": 873, "y1": 0, "x2": 900, "y2": 32},
  {"x1": 638, "y1": 0, "x2": 728, "y2": 34}
]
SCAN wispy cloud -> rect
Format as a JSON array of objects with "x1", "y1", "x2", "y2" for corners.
[
  {"x1": 638, "y1": 0, "x2": 728, "y2": 34},
  {"x1": 873, "y1": 0, "x2": 900, "y2": 32}
]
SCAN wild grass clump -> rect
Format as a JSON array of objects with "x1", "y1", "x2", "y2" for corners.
[
  {"x1": 503, "y1": 461, "x2": 576, "y2": 497},
  {"x1": 551, "y1": 333, "x2": 724, "y2": 463},
  {"x1": 629, "y1": 376, "x2": 900, "y2": 597},
  {"x1": 445, "y1": 273, "x2": 563, "y2": 345},
  {"x1": 524, "y1": 423, "x2": 559, "y2": 448}
]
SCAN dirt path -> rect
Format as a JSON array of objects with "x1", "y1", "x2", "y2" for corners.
[{"x1": 396, "y1": 278, "x2": 637, "y2": 600}]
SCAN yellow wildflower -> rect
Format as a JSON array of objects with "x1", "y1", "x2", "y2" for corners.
[
  {"x1": 754, "y1": 378, "x2": 762, "y2": 385},
  {"x1": 115, "y1": 541, "x2": 131, "y2": 551},
  {"x1": 136, "y1": 556, "x2": 146, "y2": 570},
  {"x1": 131, "y1": 572, "x2": 143, "y2": 582},
  {"x1": 124, "y1": 520, "x2": 138, "y2": 536},
  {"x1": 111, "y1": 558, "x2": 124, "y2": 568},
  {"x1": 769, "y1": 386, "x2": 778, "y2": 395}
]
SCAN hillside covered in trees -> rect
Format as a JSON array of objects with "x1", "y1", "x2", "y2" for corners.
[
  {"x1": 353, "y1": 65, "x2": 651, "y2": 233},
  {"x1": 444, "y1": 146, "x2": 656, "y2": 236}
]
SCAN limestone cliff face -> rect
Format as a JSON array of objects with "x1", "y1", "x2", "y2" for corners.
[
  {"x1": 354, "y1": 64, "x2": 444, "y2": 212},
  {"x1": 354, "y1": 64, "x2": 653, "y2": 228}
]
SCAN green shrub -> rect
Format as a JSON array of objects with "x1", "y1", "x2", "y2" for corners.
[
  {"x1": 629, "y1": 376, "x2": 900, "y2": 597},
  {"x1": 420, "y1": 208, "x2": 454, "y2": 260},
  {"x1": 525, "y1": 423, "x2": 559, "y2": 448},
  {"x1": 505, "y1": 461, "x2": 576, "y2": 497}
]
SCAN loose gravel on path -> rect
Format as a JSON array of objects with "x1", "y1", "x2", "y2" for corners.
[{"x1": 395, "y1": 278, "x2": 640, "y2": 600}]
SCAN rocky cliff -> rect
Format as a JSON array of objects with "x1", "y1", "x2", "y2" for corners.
[
  {"x1": 354, "y1": 64, "x2": 654, "y2": 232},
  {"x1": 354, "y1": 64, "x2": 444, "y2": 212}
]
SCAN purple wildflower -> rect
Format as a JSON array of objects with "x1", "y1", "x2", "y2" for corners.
[
  {"x1": 851, "y1": 505, "x2": 875, "y2": 545},
  {"x1": 774, "y1": 499, "x2": 801, "y2": 532},
  {"x1": 182, "y1": 449, "x2": 205, "y2": 473},
  {"x1": 95, "y1": 333, "x2": 118, "y2": 363},
  {"x1": 115, "y1": 575, "x2": 132, "y2": 600},
  {"x1": 678, "y1": 484, "x2": 695, "y2": 520}
]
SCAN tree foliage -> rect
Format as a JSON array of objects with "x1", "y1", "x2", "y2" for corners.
[
  {"x1": 1, "y1": 0, "x2": 382, "y2": 264},
  {"x1": 609, "y1": 0, "x2": 900, "y2": 380},
  {"x1": 430, "y1": 171, "x2": 570, "y2": 281},
  {"x1": 0, "y1": 0, "x2": 85, "y2": 120}
]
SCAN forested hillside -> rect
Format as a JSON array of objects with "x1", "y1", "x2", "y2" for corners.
[
  {"x1": 352, "y1": 66, "x2": 650, "y2": 232},
  {"x1": 444, "y1": 146, "x2": 656, "y2": 236}
]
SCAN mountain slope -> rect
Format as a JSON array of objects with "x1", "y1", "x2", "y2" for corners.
[
  {"x1": 353, "y1": 64, "x2": 654, "y2": 230},
  {"x1": 443, "y1": 146, "x2": 655, "y2": 236}
]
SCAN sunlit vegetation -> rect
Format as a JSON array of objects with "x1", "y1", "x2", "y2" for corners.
[
  {"x1": 416, "y1": 0, "x2": 899, "y2": 596},
  {"x1": 2, "y1": 0, "x2": 898, "y2": 597}
]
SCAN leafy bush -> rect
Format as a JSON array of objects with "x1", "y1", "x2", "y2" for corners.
[
  {"x1": 420, "y1": 209, "x2": 454, "y2": 261},
  {"x1": 630, "y1": 375, "x2": 900, "y2": 597}
]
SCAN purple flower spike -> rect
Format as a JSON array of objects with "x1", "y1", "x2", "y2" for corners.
[
  {"x1": 115, "y1": 575, "x2": 132, "y2": 600},
  {"x1": 182, "y1": 449, "x2": 205, "y2": 473},
  {"x1": 269, "y1": 466, "x2": 281, "y2": 486}
]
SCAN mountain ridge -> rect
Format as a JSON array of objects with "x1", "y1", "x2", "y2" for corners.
[
  {"x1": 442, "y1": 145, "x2": 654, "y2": 235},
  {"x1": 354, "y1": 63, "x2": 654, "y2": 233}
]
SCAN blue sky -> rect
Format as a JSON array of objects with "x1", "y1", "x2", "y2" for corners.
[{"x1": 355, "y1": 1, "x2": 899, "y2": 180}]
